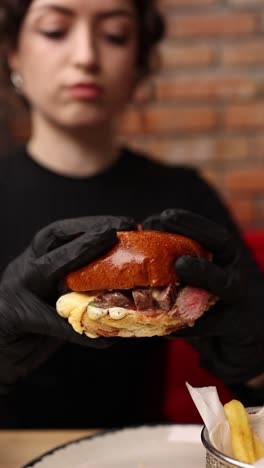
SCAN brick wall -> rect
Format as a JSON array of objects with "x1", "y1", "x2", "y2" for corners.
[
  {"x1": 1, "y1": 0, "x2": 264, "y2": 229},
  {"x1": 124, "y1": 0, "x2": 264, "y2": 229}
]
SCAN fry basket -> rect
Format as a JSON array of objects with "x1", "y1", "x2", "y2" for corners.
[{"x1": 201, "y1": 407, "x2": 261, "y2": 468}]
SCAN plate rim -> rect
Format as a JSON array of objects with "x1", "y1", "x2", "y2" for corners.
[{"x1": 22, "y1": 423, "x2": 203, "y2": 468}]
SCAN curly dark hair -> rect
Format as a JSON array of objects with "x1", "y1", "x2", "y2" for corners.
[{"x1": 0, "y1": 0, "x2": 165, "y2": 85}]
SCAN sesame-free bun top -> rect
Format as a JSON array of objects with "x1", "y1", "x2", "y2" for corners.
[{"x1": 65, "y1": 230, "x2": 209, "y2": 291}]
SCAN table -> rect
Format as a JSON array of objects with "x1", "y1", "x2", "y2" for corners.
[{"x1": 0, "y1": 429, "x2": 99, "y2": 468}]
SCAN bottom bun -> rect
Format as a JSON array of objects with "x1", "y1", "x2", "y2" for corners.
[{"x1": 81, "y1": 310, "x2": 188, "y2": 338}]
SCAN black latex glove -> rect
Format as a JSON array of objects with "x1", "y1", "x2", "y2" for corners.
[
  {"x1": 0, "y1": 216, "x2": 136, "y2": 395},
  {"x1": 142, "y1": 209, "x2": 264, "y2": 386}
]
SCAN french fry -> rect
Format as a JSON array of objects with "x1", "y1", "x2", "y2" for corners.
[
  {"x1": 253, "y1": 432, "x2": 264, "y2": 460},
  {"x1": 224, "y1": 399, "x2": 256, "y2": 464}
]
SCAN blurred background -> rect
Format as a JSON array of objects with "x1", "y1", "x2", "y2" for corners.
[{"x1": 0, "y1": 0, "x2": 264, "y2": 229}]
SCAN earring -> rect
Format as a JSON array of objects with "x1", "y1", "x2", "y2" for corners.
[
  {"x1": 133, "y1": 80, "x2": 154, "y2": 105},
  {"x1": 10, "y1": 71, "x2": 24, "y2": 94}
]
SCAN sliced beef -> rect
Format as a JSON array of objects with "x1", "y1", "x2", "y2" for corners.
[
  {"x1": 93, "y1": 291, "x2": 133, "y2": 309},
  {"x1": 170, "y1": 286, "x2": 216, "y2": 325},
  {"x1": 132, "y1": 288, "x2": 155, "y2": 311},
  {"x1": 155, "y1": 284, "x2": 178, "y2": 312}
]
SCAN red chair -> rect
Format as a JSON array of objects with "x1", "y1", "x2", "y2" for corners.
[
  {"x1": 244, "y1": 230, "x2": 264, "y2": 273},
  {"x1": 162, "y1": 230, "x2": 264, "y2": 423}
]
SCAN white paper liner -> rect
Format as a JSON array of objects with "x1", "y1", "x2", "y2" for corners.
[{"x1": 186, "y1": 382, "x2": 264, "y2": 467}]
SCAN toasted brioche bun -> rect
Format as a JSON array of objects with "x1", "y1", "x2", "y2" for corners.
[{"x1": 65, "y1": 230, "x2": 210, "y2": 291}]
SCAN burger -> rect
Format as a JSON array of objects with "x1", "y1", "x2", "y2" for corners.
[{"x1": 56, "y1": 230, "x2": 217, "y2": 338}]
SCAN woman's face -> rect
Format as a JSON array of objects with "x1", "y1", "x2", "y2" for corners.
[{"x1": 9, "y1": 0, "x2": 139, "y2": 129}]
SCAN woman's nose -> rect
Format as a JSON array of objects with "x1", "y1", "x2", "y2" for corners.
[{"x1": 71, "y1": 25, "x2": 99, "y2": 71}]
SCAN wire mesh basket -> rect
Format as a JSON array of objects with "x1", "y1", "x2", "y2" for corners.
[{"x1": 201, "y1": 407, "x2": 261, "y2": 468}]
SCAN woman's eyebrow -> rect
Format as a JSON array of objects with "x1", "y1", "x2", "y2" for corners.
[
  {"x1": 97, "y1": 9, "x2": 137, "y2": 20},
  {"x1": 30, "y1": 5, "x2": 136, "y2": 19},
  {"x1": 31, "y1": 4, "x2": 73, "y2": 17}
]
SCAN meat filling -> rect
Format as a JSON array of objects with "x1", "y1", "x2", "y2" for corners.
[
  {"x1": 154, "y1": 284, "x2": 179, "y2": 311},
  {"x1": 93, "y1": 291, "x2": 133, "y2": 309},
  {"x1": 92, "y1": 283, "x2": 216, "y2": 324},
  {"x1": 132, "y1": 289, "x2": 155, "y2": 310},
  {"x1": 93, "y1": 284, "x2": 181, "y2": 312}
]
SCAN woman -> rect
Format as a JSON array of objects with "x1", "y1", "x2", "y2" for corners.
[{"x1": 0, "y1": 0, "x2": 263, "y2": 428}]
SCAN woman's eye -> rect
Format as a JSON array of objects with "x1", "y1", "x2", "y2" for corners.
[
  {"x1": 41, "y1": 30, "x2": 66, "y2": 39},
  {"x1": 104, "y1": 33, "x2": 129, "y2": 46}
]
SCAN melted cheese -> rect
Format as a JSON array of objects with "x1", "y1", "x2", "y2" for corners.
[
  {"x1": 56, "y1": 292, "x2": 94, "y2": 335},
  {"x1": 56, "y1": 291, "x2": 135, "y2": 339}
]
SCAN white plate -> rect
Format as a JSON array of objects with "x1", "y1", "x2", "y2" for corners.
[{"x1": 24, "y1": 424, "x2": 205, "y2": 468}]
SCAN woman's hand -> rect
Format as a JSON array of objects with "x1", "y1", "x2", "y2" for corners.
[
  {"x1": 0, "y1": 215, "x2": 136, "y2": 394},
  {"x1": 142, "y1": 209, "x2": 264, "y2": 385},
  {"x1": 143, "y1": 208, "x2": 243, "y2": 326}
]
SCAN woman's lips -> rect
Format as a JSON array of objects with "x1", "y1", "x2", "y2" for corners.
[{"x1": 67, "y1": 83, "x2": 104, "y2": 99}]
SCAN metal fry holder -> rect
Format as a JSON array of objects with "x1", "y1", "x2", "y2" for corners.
[{"x1": 201, "y1": 407, "x2": 261, "y2": 468}]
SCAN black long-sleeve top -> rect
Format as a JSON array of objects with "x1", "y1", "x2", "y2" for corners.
[{"x1": 0, "y1": 146, "x2": 263, "y2": 428}]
